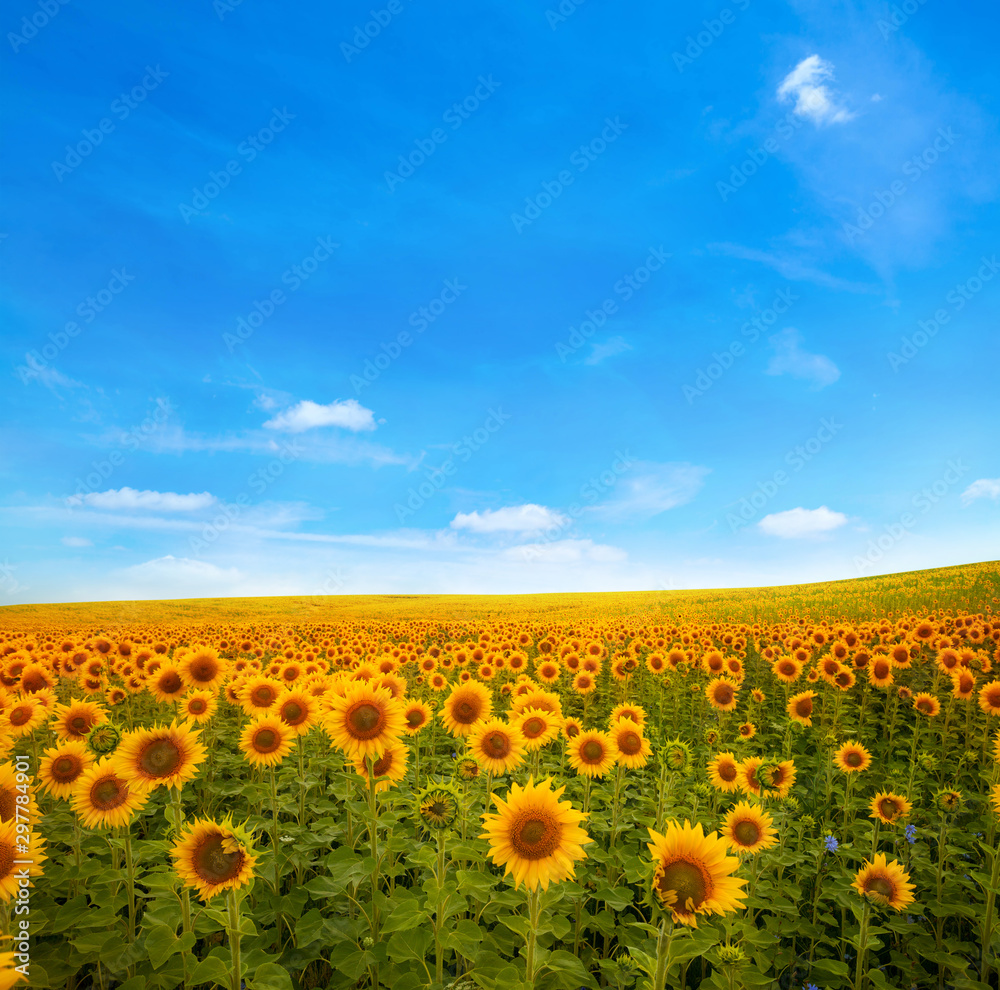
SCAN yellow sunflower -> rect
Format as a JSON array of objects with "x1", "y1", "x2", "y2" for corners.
[
  {"x1": 325, "y1": 681, "x2": 405, "y2": 760},
  {"x1": 39, "y1": 740, "x2": 94, "y2": 800},
  {"x1": 3, "y1": 699, "x2": 43, "y2": 739},
  {"x1": 834, "y1": 741, "x2": 871, "y2": 773},
  {"x1": 468, "y1": 718, "x2": 525, "y2": 776},
  {"x1": 440, "y1": 681, "x2": 493, "y2": 737},
  {"x1": 402, "y1": 699, "x2": 432, "y2": 735},
  {"x1": 275, "y1": 689, "x2": 318, "y2": 736},
  {"x1": 720, "y1": 801, "x2": 778, "y2": 855},
  {"x1": 112, "y1": 719, "x2": 206, "y2": 791},
  {"x1": 609, "y1": 703, "x2": 648, "y2": 728},
  {"x1": 851, "y1": 854, "x2": 915, "y2": 911},
  {"x1": 353, "y1": 740, "x2": 409, "y2": 792},
  {"x1": 707, "y1": 752, "x2": 741, "y2": 793},
  {"x1": 177, "y1": 646, "x2": 229, "y2": 693},
  {"x1": 869, "y1": 791, "x2": 911, "y2": 825},
  {"x1": 480, "y1": 777, "x2": 591, "y2": 891},
  {"x1": 241, "y1": 675, "x2": 283, "y2": 716},
  {"x1": 171, "y1": 817, "x2": 256, "y2": 901},
  {"x1": 787, "y1": 691, "x2": 817, "y2": 726},
  {"x1": 71, "y1": 757, "x2": 149, "y2": 829},
  {"x1": 610, "y1": 718, "x2": 651, "y2": 769},
  {"x1": 0, "y1": 820, "x2": 45, "y2": 902},
  {"x1": 181, "y1": 690, "x2": 218, "y2": 724},
  {"x1": 239, "y1": 716, "x2": 293, "y2": 767},
  {"x1": 913, "y1": 693, "x2": 940, "y2": 717},
  {"x1": 514, "y1": 708, "x2": 560, "y2": 752},
  {"x1": 705, "y1": 678, "x2": 739, "y2": 712},
  {"x1": 567, "y1": 730, "x2": 616, "y2": 778},
  {"x1": 149, "y1": 664, "x2": 187, "y2": 704},
  {"x1": 978, "y1": 680, "x2": 1000, "y2": 717},
  {"x1": 646, "y1": 820, "x2": 747, "y2": 927}
]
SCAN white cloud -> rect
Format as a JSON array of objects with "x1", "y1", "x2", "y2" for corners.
[
  {"x1": 66, "y1": 488, "x2": 216, "y2": 511},
  {"x1": 263, "y1": 399, "x2": 376, "y2": 433},
  {"x1": 450, "y1": 504, "x2": 569, "y2": 534},
  {"x1": 500, "y1": 538, "x2": 627, "y2": 565},
  {"x1": 591, "y1": 462, "x2": 709, "y2": 521},
  {"x1": 758, "y1": 506, "x2": 848, "y2": 538},
  {"x1": 61, "y1": 536, "x2": 93, "y2": 547},
  {"x1": 962, "y1": 478, "x2": 1000, "y2": 505},
  {"x1": 766, "y1": 328, "x2": 840, "y2": 388},
  {"x1": 777, "y1": 55, "x2": 854, "y2": 126},
  {"x1": 585, "y1": 336, "x2": 632, "y2": 365}
]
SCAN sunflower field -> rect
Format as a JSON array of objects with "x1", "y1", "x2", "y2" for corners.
[{"x1": 1, "y1": 563, "x2": 999, "y2": 990}]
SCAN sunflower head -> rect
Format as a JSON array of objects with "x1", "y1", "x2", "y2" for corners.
[
  {"x1": 417, "y1": 784, "x2": 460, "y2": 831},
  {"x1": 935, "y1": 788, "x2": 962, "y2": 813},
  {"x1": 851, "y1": 853, "x2": 915, "y2": 912},
  {"x1": 86, "y1": 722, "x2": 122, "y2": 756},
  {"x1": 171, "y1": 815, "x2": 256, "y2": 901},
  {"x1": 662, "y1": 739, "x2": 693, "y2": 773},
  {"x1": 456, "y1": 757, "x2": 480, "y2": 781}
]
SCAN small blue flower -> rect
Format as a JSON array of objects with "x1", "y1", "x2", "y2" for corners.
[
  {"x1": 805, "y1": 984, "x2": 819, "y2": 990},
  {"x1": 904, "y1": 824, "x2": 917, "y2": 844},
  {"x1": 823, "y1": 834, "x2": 839, "y2": 852}
]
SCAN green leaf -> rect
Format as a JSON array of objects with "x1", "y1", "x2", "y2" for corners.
[
  {"x1": 189, "y1": 953, "x2": 233, "y2": 987},
  {"x1": 540, "y1": 948, "x2": 599, "y2": 989},
  {"x1": 812, "y1": 958, "x2": 851, "y2": 978},
  {"x1": 381, "y1": 897, "x2": 431, "y2": 933},
  {"x1": 145, "y1": 924, "x2": 197, "y2": 970},
  {"x1": 248, "y1": 962, "x2": 294, "y2": 990}
]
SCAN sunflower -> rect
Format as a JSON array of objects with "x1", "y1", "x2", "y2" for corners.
[
  {"x1": 867, "y1": 655, "x2": 895, "y2": 690},
  {"x1": 0, "y1": 820, "x2": 45, "y2": 902},
  {"x1": 480, "y1": 777, "x2": 591, "y2": 891},
  {"x1": 765, "y1": 760, "x2": 797, "y2": 798},
  {"x1": 86, "y1": 722, "x2": 122, "y2": 756},
  {"x1": 913, "y1": 693, "x2": 940, "y2": 717},
  {"x1": 353, "y1": 740, "x2": 408, "y2": 792},
  {"x1": 561, "y1": 717, "x2": 582, "y2": 740},
  {"x1": 567, "y1": 730, "x2": 616, "y2": 778},
  {"x1": 720, "y1": 801, "x2": 778, "y2": 855},
  {"x1": 178, "y1": 647, "x2": 228, "y2": 692},
  {"x1": 515, "y1": 708, "x2": 560, "y2": 752},
  {"x1": 571, "y1": 672, "x2": 596, "y2": 695},
  {"x1": 935, "y1": 788, "x2": 962, "y2": 813},
  {"x1": 149, "y1": 664, "x2": 186, "y2": 704},
  {"x1": 440, "y1": 681, "x2": 492, "y2": 738},
  {"x1": 610, "y1": 703, "x2": 648, "y2": 728},
  {"x1": 707, "y1": 752, "x2": 741, "y2": 793},
  {"x1": 240, "y1": 716, "x2": 293, "y2": 767},
  {"x1": 869, "y1": 791, "x2": 911, "y2": 825},
  {"x1": 610, "y1": 718, "x2": 651, "y2": 769},
  {"x1": 39, "y1": 740, "x2": 94, "y2": 800},
  {"x1": 705, "y1": 678, "x2": 739, "y2": 712},
  {"x1": 737, "y1": 721, "x2": 756, "y2": 740},
  {"x1": 171, "y1": 817, "x2": 256, "y2": 901},
  {"x1": 275, "y1": 689, "x2": 318, "y2": 736},
  {"x1": 646, "y1": 821, "x2": 747, "y2": 927},
  {"x1": 0, "y1": 948, "x2": 29, "y2": 989},
  {"x1": 834, "y1": 741, "x2": 871, "y2": 774},
  {"x1": 71, "y1": 757, "x2": 148, "y2": 829},
  {"x1": 112, "y1": 719, "x2": 206, "y2": 792},
  {"x1": 737, "y1": 757, "x2": 765, "y2": 797},
  {"x1": 417, "y1": 784, "x2": 460, "y2": 831},
  {"x1": 978, "y1": 680, "x2": 1000, "y2": 717},
  {"x1": 772, "y1": 657, "x2": 803, "y2": 683},
  {"x1": 468, "y1": 718, "x2": 525, "y2": 776},
  {"x1": 951, "y1": 669, "x2": 976, "y2": 700},
  {"x1": 402, "y1": 700, "x2": 432, "y2": 735},
  {"x1": 325, "y1": 681, "x2": 405, "y2": 760},
  {"x1": 181, "y1": 690, "x2": 218, "y2": 724},
  {"x1": 241, "y1": 675, "x2": 283, "y2": 715},
  {"x1": 787, "y1": 691, "x2": 817, "y2": 727},
  {"x1": 456, "y1": 757, "x2": 480, "y2": 780},
  {"x1": 537, "y1": 660, "x2": 561, "y2": 684},
  {"x1": 3, "y1": 699, "x2": 43, "y2": 738},
  {"x1": 851, "y1": 854, "x2": 915, "y2": 911}
]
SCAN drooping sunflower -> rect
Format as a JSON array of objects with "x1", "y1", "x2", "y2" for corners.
[
  {"x1": 0, "y1": 819, "x2": 45, "y2": 902},
  {"x1": 71, "y1": 757, "x2": 149, "y2": 829},
  {"x1": 39, "y1": 740, "x2": 94, "y2": 800},
  {"x1": 353, "y1": 740, "x2": 408, "y2": 792},
  {"x1": 440, "y1": 681, "x2": 492, "y2": 738},
  {"x1": 239, "y1": 716, "x2": 293, "y2": 767},
  {"x1": 567, "y1": 730, "x2": 616, "y2": 778},
  {"x1": 705, "y1": 678, "x2": 739, "y2": 712},
  {"x1": 275, "y1": 689, "x2": 318, "y2": 736},
  {"x1": 177, "y1": 647, "x2": 228, "y2": 693},
  {"x1": 787, "y1": 691, "x2": 817, "y2": 727},
  {"x1": 720, "y1": 801, "x2": 778, "y2": 855},
  {"x1": 834, "y1": 741, "x2": 871, "y2": 774},
  {"x1": 646, "y1": 820, "x2": 747, "y2": 927},
  {"x1": 869, "y1": 791, "x2": 911, "y2": 825},
  {"x1": 149, "y1": 664, "x2": 187, "y2": 704},
  {"x1": 610, "y1": 718, "x2": 651, "y2": 769},
  {"x1": 515, "y1": 707, "x2": 560, "y2": 752},
  {"x1": 181, "y1": 690, "x2": 218, "y2": 724},
  {"x1": 402, "y1": 699, "x2": 432, "y2": 735},
  {"x1": 480, "y1": 777, "x2": 591, "y2": 891},
  {"x1": 112, "y1": 719, "x2": 206, "y2": 791},
  {"x1": 171, "y1": 817, "x2": 256, "y2": 901},
  {"x1": 851, "y1": 854, "x2": 915, "y2": 911},
  {"x1": 913, "y1": 693, "x2": 940, "y2": 717},
  {"x1": 325, "y1": 681, "x2": 405, "y2": 759},
  {"x1": 468, "y1": 718, "x2": 525, "y2": 776},
  {"x1": 707, "y1": 752, "x2": 741, "y2": 793}
]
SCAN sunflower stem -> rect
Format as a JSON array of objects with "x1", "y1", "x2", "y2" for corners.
[
  {"x1": 523, "y1": 887, "x2": 541, "y2": 983},
  {"x1": 981, "y1": 820, "x2": 1000, "y2": 987},
  {"x1": 434, "y1": 830, "x2": 447, "y2": 986},
  {"x1": 366, "y1": 756, "x2": 381, "y2": 988},
  {"x1": 226, "y1": 887, "x2": 243, "y2": 990},
  {"x1": 169, "y1": 788, "x2": 192, "y2": 934},
  {"x1": 296, "y1": 735, "x2": 307, "y2": 829},
  {"x1": 122, "y1": 826, "x2": 136, "y2": 943},
  {"x1": 651, "y1": 916, "x2": 675, "y2": 990},
  {"x1": 854, "y1": 896, "x2": 871, "y2": 990}
]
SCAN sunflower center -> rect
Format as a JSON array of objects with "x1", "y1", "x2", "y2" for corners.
[
  {"x1": 160, "y1": 672, "x2": 182, "y2": 693},
  {"x1": 524, "y1": 718, "x2": 545, "y2": 738},
  {"x1": 139, "y1": 738, "x2": 182, "y2": 777},
  {"x1": 511, "y1": 813, "x2": 561, "y2": 860},
  {"x1": 454, "y1": 701, "x2": 478, "y2": 723},
  {"x1": 657, "y1": 859, "x2": 709, "y2": 910},
  {"x1": 282, "y1": 702, "x2": 305, "y2": 724},
  {"x1": 987, "y1": 689, "x2": 1000, "y2": 706},
  {"x1": 189, "y1": 700, "x2": 207, "y2": 714},
  {"x1": 348, "y1": 703, "x2": 384, "y2": 737},
  {"x1": 53, "y1": 756, "x2": 81, "y2": 781},
  {"x1": 192, "y1": 660, "x2": 216, "y2": 680},
  {"x1": 92, "y1": 777, "x2": 127, "y2": 809},
  {"x1": 618, "y1": 731, "x2": 641, "y2": 755},
  {"x1": 253, "y1": 729, "x2": 280, "y2": 752},
  {"x1": 406, "y1": 710, "x2": 424, "y2": 727},
  {"x1": 0, "y1": 842, "x2": 13, "y2": 880},
  {"x1": 69, "y1": 715, "x2": 90, "y2": 734},
  {"x1": 714, "y1": 685, "x2": 734, "y2": 705},
  {"x1": 718, "y1": 762, "x2": 737, "y2": 782},
  {"x1": 0, "y1": 793, "x2": 14, "y2": 822},
  {"x1": 371, "y1": 753, "x2": 392, "y2": 777},
  {"x1": 845, "y1": 752, "x2": 863, "y2": 768},
  {"x1": 486, "y1": 732, "x2": 509, "y2": 756},
  {"x1": 193, "y1": 833, "x2": 243, "y2": 886},
  {"x1": 9, "y1": 707, "x2": 32, "y2": 726},
  {"x1": 866, "y1": 876, "x2": 894, "y2": 898},
  {"x1": 581, "y1": 741, "x2": 603, "y2": 762},
  {"x1": 733, "y1": 821, "x2": 761, "y2": 846},
  {"x1": 428, "y1": 800, "x2": 448, "y2": 818},
  {"x1": 874, "y1": 661, "x2": 890, "y2": 679},
  {"x1": 795, "y1": 698, "x2": 812, "y2": 716},
  {"x1": 252, "y1": 687, "x2": 275, "y2": 706},
  {"x1": 879, "y1": 799, "x2": 899, "y2": 820}
]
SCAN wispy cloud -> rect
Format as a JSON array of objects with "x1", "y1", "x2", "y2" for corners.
[
  {"x1": 450, "y1": 504, "x2": 568, "y2": 534},
  {"x1": 758, "y1": 506, "x2": 847, "y2": 538},
  {"x1": 500, "y1": 538, "x2": 626, "y2": 564},
  {"x1": 777, "y1": 55, "x2": 854, "y2": 126},
  {"x1": 708, "y1": 242, "x2": 878, "y2": 294},
  {"x1": 585, "y1": 336, "x2": 632, "y2": 365},
  {"x1": 61, "y1": 536, "x2": 93, "y2": 547},
  {"x1": 66, "y1": 488, "x2": 216, "y2": 511},
  {"x1": 961, "y1": 478, "x2": 1000, "y2": 505},
  {"x1": 591, "y1": 462, "x2": 709, "y2": 521},
  {"x1": 766, "y1": 328, "x2": 840, "y2": 388},
  {"x1": 263, "y1": 398, "x2": 376, "y2": 433}
]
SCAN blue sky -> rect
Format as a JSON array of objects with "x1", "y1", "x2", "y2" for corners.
[{"x1": 2, "y1": 0, "x2": 999, "y2": 603}]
